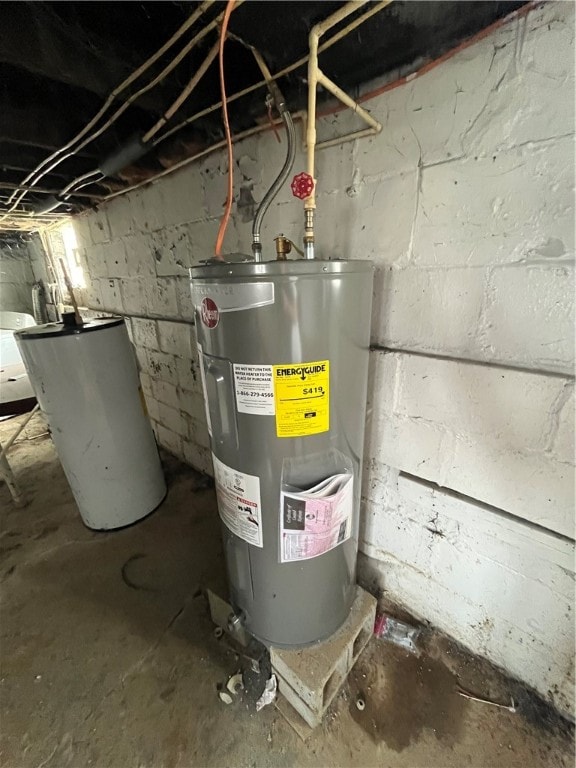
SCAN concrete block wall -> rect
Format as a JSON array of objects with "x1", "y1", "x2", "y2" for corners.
[
  {"x1": 0, "y1": 240, "x2": 39, "y2": 315},
  {"x1": 70, "y1": 2, "x2": 574, "y2": 714},
  {"x1": 26, "y1": 236, "x2": 50, "y2": 288},
  {"x1": 361, "y1": 472, "x2": 574, "y2": 714}
]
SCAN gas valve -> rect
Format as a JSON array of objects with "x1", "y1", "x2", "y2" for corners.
[{"x1": 291, "y1": 172, "x2": 314, "y2": 200}]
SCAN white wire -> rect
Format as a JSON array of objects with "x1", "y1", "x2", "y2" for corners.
[{"x1": 1, "y1": 0, "x2": 216, "y2": 222}]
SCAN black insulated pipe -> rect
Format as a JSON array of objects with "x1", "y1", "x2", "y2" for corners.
[
  {"x1": 29, "y1": 195, "x2": 63, "y2": 215},
  {"x1": 98, "y1": 134, "x2": 149, "y2": 177}
]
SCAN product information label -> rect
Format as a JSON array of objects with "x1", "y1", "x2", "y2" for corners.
[
  {"x1": 273, "y1": 360, "x2": 330, "y2": 438},
  {"x1": 233, "y1": 364, "x2": 275, "y2": 415},
  {"x1": 212, "y1": 454, "x2": 263, "y2": 547},
  {"x1": 280, "y1": 473, "x2": 353, "y2": 562}
]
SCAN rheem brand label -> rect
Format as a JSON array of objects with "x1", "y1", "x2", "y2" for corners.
[
  {"x1": 200, "y1": 297, "x2": 219, "y2": 329},
  {"x1": 273, "y1": 360, "x2": 330, "y2": 437}
]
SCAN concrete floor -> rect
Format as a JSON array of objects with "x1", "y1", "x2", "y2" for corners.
[{"x1": 1, "y1": 413, "x2": 573, "y2": 768}]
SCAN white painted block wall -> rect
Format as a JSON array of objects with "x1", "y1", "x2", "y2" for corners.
[
  {"x1": 71, "y1": 3, "x2": 575, "y2": 715},
  {"x1": 0, "y1": 242, "x2": 38, "y2": 315}
]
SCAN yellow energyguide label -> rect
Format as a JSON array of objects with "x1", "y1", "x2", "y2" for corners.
[{"x1": 273, "y1": 360, "x2": 329, "y2": 438}]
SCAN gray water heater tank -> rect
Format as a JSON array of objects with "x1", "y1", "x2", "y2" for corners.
[{"x1": 191, "y1": 259, "x2": 373, "y2": 647}]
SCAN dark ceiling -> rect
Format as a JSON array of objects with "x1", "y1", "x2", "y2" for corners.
[{"x1": 0, "y1": 0, "x2": 526, "y2": 233}]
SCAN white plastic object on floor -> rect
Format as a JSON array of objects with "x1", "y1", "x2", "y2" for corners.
[
  {"x1": 256, "y1": 675, "x2": 277, "y2": 712},
  {"x1": 226, "y1": 673, "x2": 244, "y2": 695},
  {"x1": 15, "y1": 318, "x2": 166, "y2": 530}
]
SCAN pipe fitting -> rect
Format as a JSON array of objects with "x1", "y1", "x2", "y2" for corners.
[
  {"x1": 274, "y1": 234, "x2": 290, "y2": 260},
  {"x1": 274, "y1": 234, "x2": 304, "y2": 260},
  {"x1": 304, "y1": 209, "x2": 315, "y2": 260},
  {"x1": 227, "y1": 611, "x2": 245, "y2": 633}
]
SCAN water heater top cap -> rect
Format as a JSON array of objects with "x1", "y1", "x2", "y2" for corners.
[
  {"x1": 197, "y1": 252, "x2": 254, "y2": 266},
  {"x1": 14, "y1": 317, "x2": 123, "y2": 341},
  {"x1": 191, "y1": 259, "x2": 374, "y2": 280}
]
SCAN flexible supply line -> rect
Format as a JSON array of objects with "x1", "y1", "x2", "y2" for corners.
[
  {"x1": 153, "y1": 0, "x2": 389, "y2": 147},
  {"x1": 4, "y1": 1, "x2": 388, "y2": 227},
  {"x1": 210, "y1": 31, "x2": 298, "y2": 261},
  {"x1": 99, "y1": 0, "x2": 534, "y2": 214},
  {"x1": 214, "y1": 0, "x2": 237, "y2": 260},
  {"x1": 105, "y1": 111, "x2": 307, "y2": 204},
  {"x1": 1, "y1": 0, "x2": 215, "y2": 220},
  {"x1": 251, "y1": 109, "x2": 296, "y2": 263},
  {"x1": 250, "y1": 47, "x2": 297, "y2": 262},
  {"x1": 4, "y1": 0, "x2": 382, "y2": 224},
  {"x1": 6, "y1": 0, "x2": 531, "y2": 231}
]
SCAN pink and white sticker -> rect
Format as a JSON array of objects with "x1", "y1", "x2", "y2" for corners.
[{"x1": 280, "y1": 473, "x2": 353, "y2": 563}]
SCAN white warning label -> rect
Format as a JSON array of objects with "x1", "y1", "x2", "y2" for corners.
[
  {"x1": 233, "y1": 364, "x2": 275, "y2": 415},
  {"x1": 212, "y1": 454, "x2": 263, "y2": 547}
]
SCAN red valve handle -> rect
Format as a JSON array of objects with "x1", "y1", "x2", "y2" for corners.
[{"x1": 291, "y1": 172, "x2": 314, "y2": 200}]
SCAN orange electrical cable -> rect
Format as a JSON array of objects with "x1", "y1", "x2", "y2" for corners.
[
  {"x1": 214, "y1": 0, "x2": 236, "y2": 260},
  {"x1": 100, "y1": 1, "x2": 535, "y2": 210}
]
